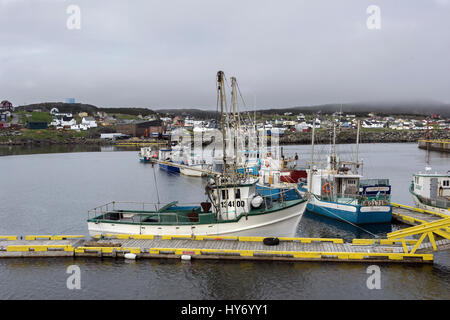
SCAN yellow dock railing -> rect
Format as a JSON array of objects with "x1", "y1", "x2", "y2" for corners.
[{"x1": 387, "y1": 217, "x2": 450, "y2": 254}]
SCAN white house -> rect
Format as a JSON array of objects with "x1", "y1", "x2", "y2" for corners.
[{"x1": 82, "y1": 117, "x2": 97, "y2": 128}]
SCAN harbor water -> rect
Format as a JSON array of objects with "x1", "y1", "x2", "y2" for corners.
[{"x1": 0, "y1": 143, "x2": 449, "y2": 299}]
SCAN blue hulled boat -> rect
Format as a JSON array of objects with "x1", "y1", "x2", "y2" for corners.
[
  {"x1": 158, "y1": 148, "x2": 181, "y2": 173},
  {"x1": 304, "y1": 155, "x2": 392, "y2": 224},
  {"x1": 302, "y1": 121, "x2": 392, "y2": 224}
]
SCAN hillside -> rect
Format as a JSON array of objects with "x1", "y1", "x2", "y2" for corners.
[
  {"x1": 16, "y1": 103, "x2": 156, "y2": 117},
  {"x1": 15, "y1": 99, "x2": 450, "y2": 119}
]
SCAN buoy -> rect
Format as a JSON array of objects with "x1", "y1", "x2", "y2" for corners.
[
  {"x1": 181, "y1": 255, "x2": 192, "y2": 261},
  {"x1": 124, "y1": 253, "x2": 137, "y2": 260},
  {"x1": 251, "y1": 195, "x2": 263, "y2": 208}
]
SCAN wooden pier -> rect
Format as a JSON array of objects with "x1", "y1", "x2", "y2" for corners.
[{"x1": 1, "y1": 203, "x2": 448, "y2": 264}]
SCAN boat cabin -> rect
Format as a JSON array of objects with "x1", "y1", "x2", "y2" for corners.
[
  {"x1": 310, "y1": 171, "x2": 361, "y2": 198},
  {"x1": 412, "y1": 173, "x2": 450, "y2": 200},
  {"x1": 209, "y1": 181, "x2": 257, "y2": 220}
]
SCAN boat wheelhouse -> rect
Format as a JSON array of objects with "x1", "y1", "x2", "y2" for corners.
[{"x1": 410, "y1": 170, "x2": 450, "y2": 215}]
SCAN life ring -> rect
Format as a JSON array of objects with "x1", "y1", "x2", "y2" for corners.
[{"x1": 322, "y1": 182, "x2": 331, "y2": 193}]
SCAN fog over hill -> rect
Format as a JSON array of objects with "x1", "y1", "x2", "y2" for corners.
[
  {"x1": 17, "y1": 99, "x2": 449, "y2": 118},
  {"x1": 156, "y1": 99, "x2": 450, "y2": 117}
]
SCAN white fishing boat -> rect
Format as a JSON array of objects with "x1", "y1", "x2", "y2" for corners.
[
  {"x1": 410, "y1": 168, "x2": 450, "y2": 215},
  {"x1": 180, "y1": 153, "x2": 210, "y2": 177},
  {"x1": 138, "y1": 147, "x2": 156, "y2": 163},
  {"x1": 87, "y1": 71, "x2": 307, "y2": 237}
]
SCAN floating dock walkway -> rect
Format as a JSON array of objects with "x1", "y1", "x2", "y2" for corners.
[
  {"x1": 391, "y1": 202, "x2": 448, "y2": 226},
  {"x1": 115, "y1": 140, "x2": 166, "y2": 147},
  {"x1": 418, "y1": 139, "x2": 450, "y2": 153},
  {"x1": 1, "y1": 203, "x2": 448, "y2": 264}
]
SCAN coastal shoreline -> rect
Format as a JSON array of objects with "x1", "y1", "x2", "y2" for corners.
[{"x1": 0, "y1": 128, "x2": 449, "y2": 147}]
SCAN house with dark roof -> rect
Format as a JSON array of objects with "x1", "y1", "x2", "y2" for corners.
[{"x1": 0, "y1": 100, "x2": 13, "y2": 112}]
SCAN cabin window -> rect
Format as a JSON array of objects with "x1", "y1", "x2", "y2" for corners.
[
  {"x1": 236, "y1": 189, "x2": 241, "y2": 199},
  {"x1": 221, "y1": 190, "x2": 229, "y2": 199},
  {"x1": 443, "y1": 180, "x2": 450, "y2": 187},
  {"x1": 347, "y1": 179, "x2": 356, "y2": 185}
]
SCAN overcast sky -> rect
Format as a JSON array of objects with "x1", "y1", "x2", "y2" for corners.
[{"x1": 1, "y1": 0, "x2": 449, "y2": 110}]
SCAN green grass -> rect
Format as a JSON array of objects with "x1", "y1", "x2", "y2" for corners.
[
  {"x1": 111, "y1": 113, "x2": 139, "y2": 120},
  {"x1": 0, "y1": 128, "x2": 91, "y2": 143},
  {"x1": 29, "y1": 112, "x2": 52, "y2": 123}
]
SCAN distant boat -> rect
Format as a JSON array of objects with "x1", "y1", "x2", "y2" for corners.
[
  {"x1": 158, "y1": 148, "x2": 181, "y2": 173},
  {"x1": 256, "y1": 153, "x2": 303, "y2": 201},
  {"x1": 410, "y1": 169, "x2": 450, "y2": 215},
  {"x1": 138, "y1": 147, "x2": 156, "y2": 163},
  {"x1": 180, "y1": 152, "x2": 211, "y2": 177}
]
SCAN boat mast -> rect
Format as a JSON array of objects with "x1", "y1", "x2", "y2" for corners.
[
  {"x1": 217, "y1": 71, "x2": 228, "y2": 179},
  {"x1": 309, "y1": 117, "x2": 316, "y2": 193},
  {"x1": 331, "y1": 121, "x2": 337, "y2": 172},
  {"x1": 355, "y1": 119, "x2": 360, "y2": 174}
]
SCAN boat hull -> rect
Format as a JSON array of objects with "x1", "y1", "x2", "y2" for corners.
[
  {"x1": 306, "y1": 197, "x2": 392, "y2": 224},
  {"x1": 180, "y1": 167, "x2": 204, "y2": 177},
  {"x1": 139, "y1": 156, "x2": 152, "y2": 163},
  {"x1": 180, "y1": 164, "x2": 209, "y2": 177},
  {"x1": 159, "y1": 163, "x2": 180, "y2": 173},
  {"x1": 87, "y1": 201, "x2": 307, "y2": 238}
]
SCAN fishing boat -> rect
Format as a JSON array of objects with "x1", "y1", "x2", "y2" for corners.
[
  {"x1": 410, "y1": 168, "x2": 450, "y2": 215},
  {"x1": 180, "y1": 152, "x2": 211, "y2": 177},
  {"x1": 157, "y1": 148, "x2": 181, "y2": 173},
  {"x1": 87, "y1": 71, "x2": 308, "y2": 237},
  {"x1": 256, "y1": 152, "x2": 303, "y2": 201},
  {"x1": 302, "y1": 121, "x2": 392, "y2": 224},
  {"x1": 138, "y1": 147, "x2": 156, "y2": 163}
]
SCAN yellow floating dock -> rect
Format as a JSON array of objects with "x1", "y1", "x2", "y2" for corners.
[
  {"x1": 391, "y1": 202, "x2": 448, "y2": 226},
  {"x1": 115, "y1": 140, "x2": 167, "y2": 146},
  {"x1": 418, "y1": 139, "x2": 450, "y2": 153},
  {"x1": 1, "y1": 204, "x2": 448, "y2": 264},
  {"x1": 0, "y1": 233, "x2": 441, "y2": 264}
]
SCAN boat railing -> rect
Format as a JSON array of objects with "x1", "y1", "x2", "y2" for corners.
[
  {"x1": 410, "y1": 182, "x2": 450, "y2": 209},
  {"x1": 417, "y1": 195, "x2": 450, "y2": 210},
  {"x1": 359, "y1": 179, "x2": 390, "y2": 187},
  {"x1": 87, "y1": 201, "x2": 203, "y2": 220},
  {"x1": 315, "y1": 193, "x2": 391, "y2": 206}
]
